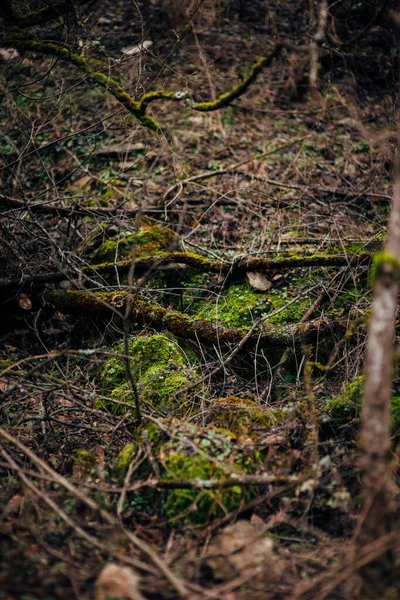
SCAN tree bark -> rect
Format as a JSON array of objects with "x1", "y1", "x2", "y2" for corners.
[{"x1": 358, "y1": 162, "x2": 400, "y2": 595}]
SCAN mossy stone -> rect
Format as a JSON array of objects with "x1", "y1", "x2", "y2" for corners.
[
  {"x1": 139, "y1": 421, "x2": 261, "y2": 525},
  {"x1": 98, "y1": 334, "x2": 198, "y2": 414},
  {"x1": 210, "y1": 396, "x2": 283, "y2": 438}
]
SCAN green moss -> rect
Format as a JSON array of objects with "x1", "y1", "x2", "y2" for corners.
[
  {"x1": 186, "y1": 278, "x2": 315, "y2": 328},
  {"x1": 369, "y1": 250, "x2": 400, "y2": 286},
  {"x1": 102, "y1": 333, "x2": 187, "y2": 388},
  {"x1": 190, "y1": 283, "x2": 273, "y2": 327},
  {"x1": 91, "y1": 222, "x2": 178, "y2": 263},
  {"x1": 72, "y1": 449, "x2": 96, "y2": 478},
  {"x1": 140, "y1": 421, "x2": 261, "y2": 525},
  {"x1": 114, "y1": 443, "x2": 136, "y2": 476},
  {"x1": 325, "y1": 375, "x2": 364, "y2": 426},
  {"x1": 325, "y1": 375, "x2": 400, "y2": 431},
  {"x1": 267, "y1": 290, "x2": 312, "y2": 324},
  {"x1": 98, "y1": 334, "x2": 198, "y2": 414},
  {"x1": 210, "y1": 396, "x2": 284, "y2": 438}
]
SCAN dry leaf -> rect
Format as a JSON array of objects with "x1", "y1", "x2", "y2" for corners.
[{"x1": 246, "y1": 271, "x2": 271, "y2": 291}]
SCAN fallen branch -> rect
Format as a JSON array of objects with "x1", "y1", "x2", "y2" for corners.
[
  {"x1": 0, "y1": 250, "x2": 372, "y2": 292},
  {"x1": 45, "y1": 289, "x2": 348, "y2": 349}
]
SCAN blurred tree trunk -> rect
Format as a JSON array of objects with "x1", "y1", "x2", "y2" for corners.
[{"x1": 358, "y1": 154, "x2": 400, "y2": 595}]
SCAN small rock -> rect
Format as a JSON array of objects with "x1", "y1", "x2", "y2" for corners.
[
  {"x1": 0, "y1": 48, "x2": 19, "y2": 62},
  {"x1": 246, "y1": 271, "x2": 272, "y2": 291},
  {"x1": 205, "y1": 519, "x2": 284, "y2": 583},
  {"x1": 95, "y1": 564, "x2": 146, "y2": 600}
]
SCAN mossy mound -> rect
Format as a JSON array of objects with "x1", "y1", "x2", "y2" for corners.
[
  {"x1": 71, "y1": 449, "x2": 96, "y2": 479},
  {"x1": 186, "y1": 281, "x2": 313, "y2": 327},
  {"x1": 91, "y1": 220, "x2": 178, "y2": 263},
  {"x1": 98, "y1": 333, "x2": 199, "y2": 414},
  {"x1": 324, "y1": 375, "x2": 400, "y2": 431},
  {"x1": 116, "y1": 420, "x2": 262, "y2": 525},
  {"x1": 209, "y1": 396, "x2": 284, "y2": 439},
  {"x1": 189, "y1": 283, "x2": 273, "y2": 328},
  {"x1": 114, "y1": 443, "x2": 137, "y2": 476}
]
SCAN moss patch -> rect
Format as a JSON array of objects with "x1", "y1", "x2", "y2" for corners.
[
  {"x1": 114, "y1": 443, "x2": 137, "y2": 476},
  {"x1": 324, "y1": 375, "x2": 400, "y2": 431},
  {"x1": 91, "y1": 221, "x2": 178, "y2": 263},
  {"x1": 98, "y1": 333, "x2": 198, "y2": 414},
  {"x1": 209, "y1": 396, "x2": 284, "y2": 438},
  {"x1": 189, "y1": 283, "x2": 273, "y2": 327},
  {"x1": 139, "y1": 420, "x2": 261, "y2": 525}
]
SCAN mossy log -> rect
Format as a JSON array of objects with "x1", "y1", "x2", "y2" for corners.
[
  {"x1": 45, "y1": 289, "x2": 347, "y2": 348},
  {"x1": 0, "y1": 250, "x2": 372, "y2": 292}
]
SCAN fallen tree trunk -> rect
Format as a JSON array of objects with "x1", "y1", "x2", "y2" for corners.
[{"x1": 45, "y1": 288, "x2": 349, "y2": 349}]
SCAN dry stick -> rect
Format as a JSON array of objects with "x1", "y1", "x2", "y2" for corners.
[
  {"x1": 0, "y1": 458, "x2": 298, "y2": 493},
  {"x1": 293, "y1": 529, "x2": 400, "y2": 600},
  {"x1": 0, "y1": 427, "x2": 190, "y2": 598},
  {"x1": 248, "y1": 174, "x2": 391, "y2": 201}
]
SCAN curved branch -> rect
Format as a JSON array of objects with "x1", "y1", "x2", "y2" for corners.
[
  {"x1": 13, "y1": 38, "x2": 163, "y2": 131},
  {"x1": 11, "y1": 34, "x2": 303, "y2": 132},
  {"x1": 188, "y1": 43, "x2": 291, "y2": 112}
]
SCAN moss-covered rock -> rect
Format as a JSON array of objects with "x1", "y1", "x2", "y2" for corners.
[
  {"x1": 98, "y1": 333, "x2": 199, "y2": 414},
  {"x1": 138, "y1": 420, "x2": 261, "y2": 525},
  {"x1": 209, "y1": 396, "x2": 284, "y2": 439},
  {"x1": 91, "y1": 220, "x2": 178, "y2": 263}
]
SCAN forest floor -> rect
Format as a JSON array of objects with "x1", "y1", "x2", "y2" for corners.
[{"x1": 0, "y1": 1, "x2": 398, "y2": 599}]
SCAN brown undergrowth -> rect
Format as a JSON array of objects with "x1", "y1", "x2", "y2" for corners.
[{"x1": 0, "y1": 1, "x2": 398, "y2": 598}]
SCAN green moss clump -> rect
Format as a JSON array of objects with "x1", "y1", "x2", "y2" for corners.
[
  {"x1": 98, "y1": 334, "x2": 198, "y2": 414},
  {"x1": 267, "y1": 290, "x2": 312, "y2": 323},
  {"x1": 390, "y1": 396, "x2": 400, "y2": 430},
  {"x1": 326, "y1": 375, "x2": 364, "y2": 426},
  {"x1": 187, "y1": 280, "x2": 314, "y2": 327},
  {"x1": 369, "y1": 250, "x2": 400, "y2": 286},
  {"x1": 190, "y1": 284, "x2": 273, "y2": 328},
  {"x1": 114, "y1": 443, "x2": 137, "y2": 476},
  {"x1": 210, "y1": 396, "x2": 284, "y2": 438},
  {"x1": 139, "y1": 421, "x2": 261, "y2": 525},
  {"x1": 102, "y1": 333, "x2": 187, "y2": 388},
  {"x1": 325, "y1": 375, "x2": 400, "y2": 432},
  {"x1": 72, "y1": 449, "x2": 96, "y2": 479},
  {"x1": 91, "y1": 222, "x2": 178, "y2": 263}
]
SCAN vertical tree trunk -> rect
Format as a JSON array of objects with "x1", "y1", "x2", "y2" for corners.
[{"x1": 358, "y1": 159, "x2": 400, "y2": 595}]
